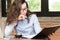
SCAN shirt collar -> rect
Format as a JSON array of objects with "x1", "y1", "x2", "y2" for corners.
[{"x1": 25, "y1": 16, "x2": 27, "y2": 19}]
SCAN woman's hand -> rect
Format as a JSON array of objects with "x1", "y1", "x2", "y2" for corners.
[
  {"x1": 48, "y1": 33, "x2": 55, "y2": 40},
  {"x1": 18, "y1": 15, "x2": 25, "y2": 20}
]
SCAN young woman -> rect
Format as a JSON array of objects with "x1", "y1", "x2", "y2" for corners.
[{"x1": 5, "y1": 0, "x2": 42, "y2": 39}]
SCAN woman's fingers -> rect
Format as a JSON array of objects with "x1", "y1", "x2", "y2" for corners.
[
  {"x1": 48, "y1": 33, "x2": 55, "y2": 40},
  {"x1": 18, "y1": 15, "x2": 25, "y2": 20}
]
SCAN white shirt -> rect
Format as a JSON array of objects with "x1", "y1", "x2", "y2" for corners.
[{"x1": 5, "y1": 14, "x2": 42, "y2": 38}]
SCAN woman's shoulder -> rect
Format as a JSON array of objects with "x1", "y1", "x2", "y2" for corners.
[{"x1": 29, "y1": 14, "x2": 37, "y2": 18}]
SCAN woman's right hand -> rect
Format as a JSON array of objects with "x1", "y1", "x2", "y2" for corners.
[{"x1": 18, "y1": 15, "x2": 25, "y2": 20}]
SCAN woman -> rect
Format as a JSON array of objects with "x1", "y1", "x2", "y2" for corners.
[{"x1": 5, "y1": 0, "x2": 42, "y2": 39}]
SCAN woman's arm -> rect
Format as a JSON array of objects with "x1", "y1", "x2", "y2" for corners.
[
  {"x1": 5, "y1": 23, "x2": 17, "y2": 38},
  {"x1": 22, "y1": 14, "x2": 42, "y2": 38},
  {"x1": 33, "y1": 14, "x2": 42, "y2": 35}
]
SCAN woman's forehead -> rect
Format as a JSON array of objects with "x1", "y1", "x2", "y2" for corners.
[{"x1": 21, "y1": 3, "x2": 27, "y2": 9}]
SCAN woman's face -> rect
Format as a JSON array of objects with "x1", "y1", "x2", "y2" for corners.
[{"x1": 20, "y1": 3, "x2": 27, "y2": 16}]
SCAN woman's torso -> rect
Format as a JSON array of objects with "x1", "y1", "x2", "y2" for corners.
[{"x1": 16, "y1": 14, "x2": 36, "y2": 36}]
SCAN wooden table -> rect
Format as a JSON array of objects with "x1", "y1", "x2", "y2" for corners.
[{"x1": 0, "y1": 38, "x2": 48, "y2": 40}]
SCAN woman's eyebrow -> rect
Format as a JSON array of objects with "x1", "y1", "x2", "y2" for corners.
[{"x1": 21, "y1": 7, "x2": 27, "y2": 10}]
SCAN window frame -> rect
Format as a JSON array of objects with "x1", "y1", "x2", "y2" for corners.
[{"x1": 1, "y1": 0, "x2": 60, "y2": 17}]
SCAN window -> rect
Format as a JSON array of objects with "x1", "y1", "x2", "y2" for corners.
[
  {"x1": 2, "y1": 0, "x2": 60, "y2": 17},
  {"x1": 49, "y1": 0, "x2": 60, "y2": 11},
  {"x1": 26, "y1": 0, "x2": 41, "y2": 12}
]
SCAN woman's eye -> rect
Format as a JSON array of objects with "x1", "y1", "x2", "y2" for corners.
[{"x1": 21, "y1": 16, "x2": 23, "y2": 18}]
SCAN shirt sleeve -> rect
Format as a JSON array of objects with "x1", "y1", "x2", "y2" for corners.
[
  {"x1": 23, "y1": 14, "x2": 42, "y2": 38},
  {"x1": 5, "y1": 23, "x2": 17, "y2": 38},
  {"x1": 33, "y1": 14, "x2": 42, "y2": 35}
]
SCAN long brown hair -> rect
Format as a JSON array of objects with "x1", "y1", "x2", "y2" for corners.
[{"x1": 6, "y1": 0, "x2": 31, "y2": 25}]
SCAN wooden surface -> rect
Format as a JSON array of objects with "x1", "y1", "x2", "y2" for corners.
[
  {"x1": 0, "y1": 38, "x2": 46, "y2": 40},
  {"x1": 40, "y1": 21, "x2": 60, "y2": 40},
  {"x1": 40, "y1": 21, "x2": 60, "y2": 28}
]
